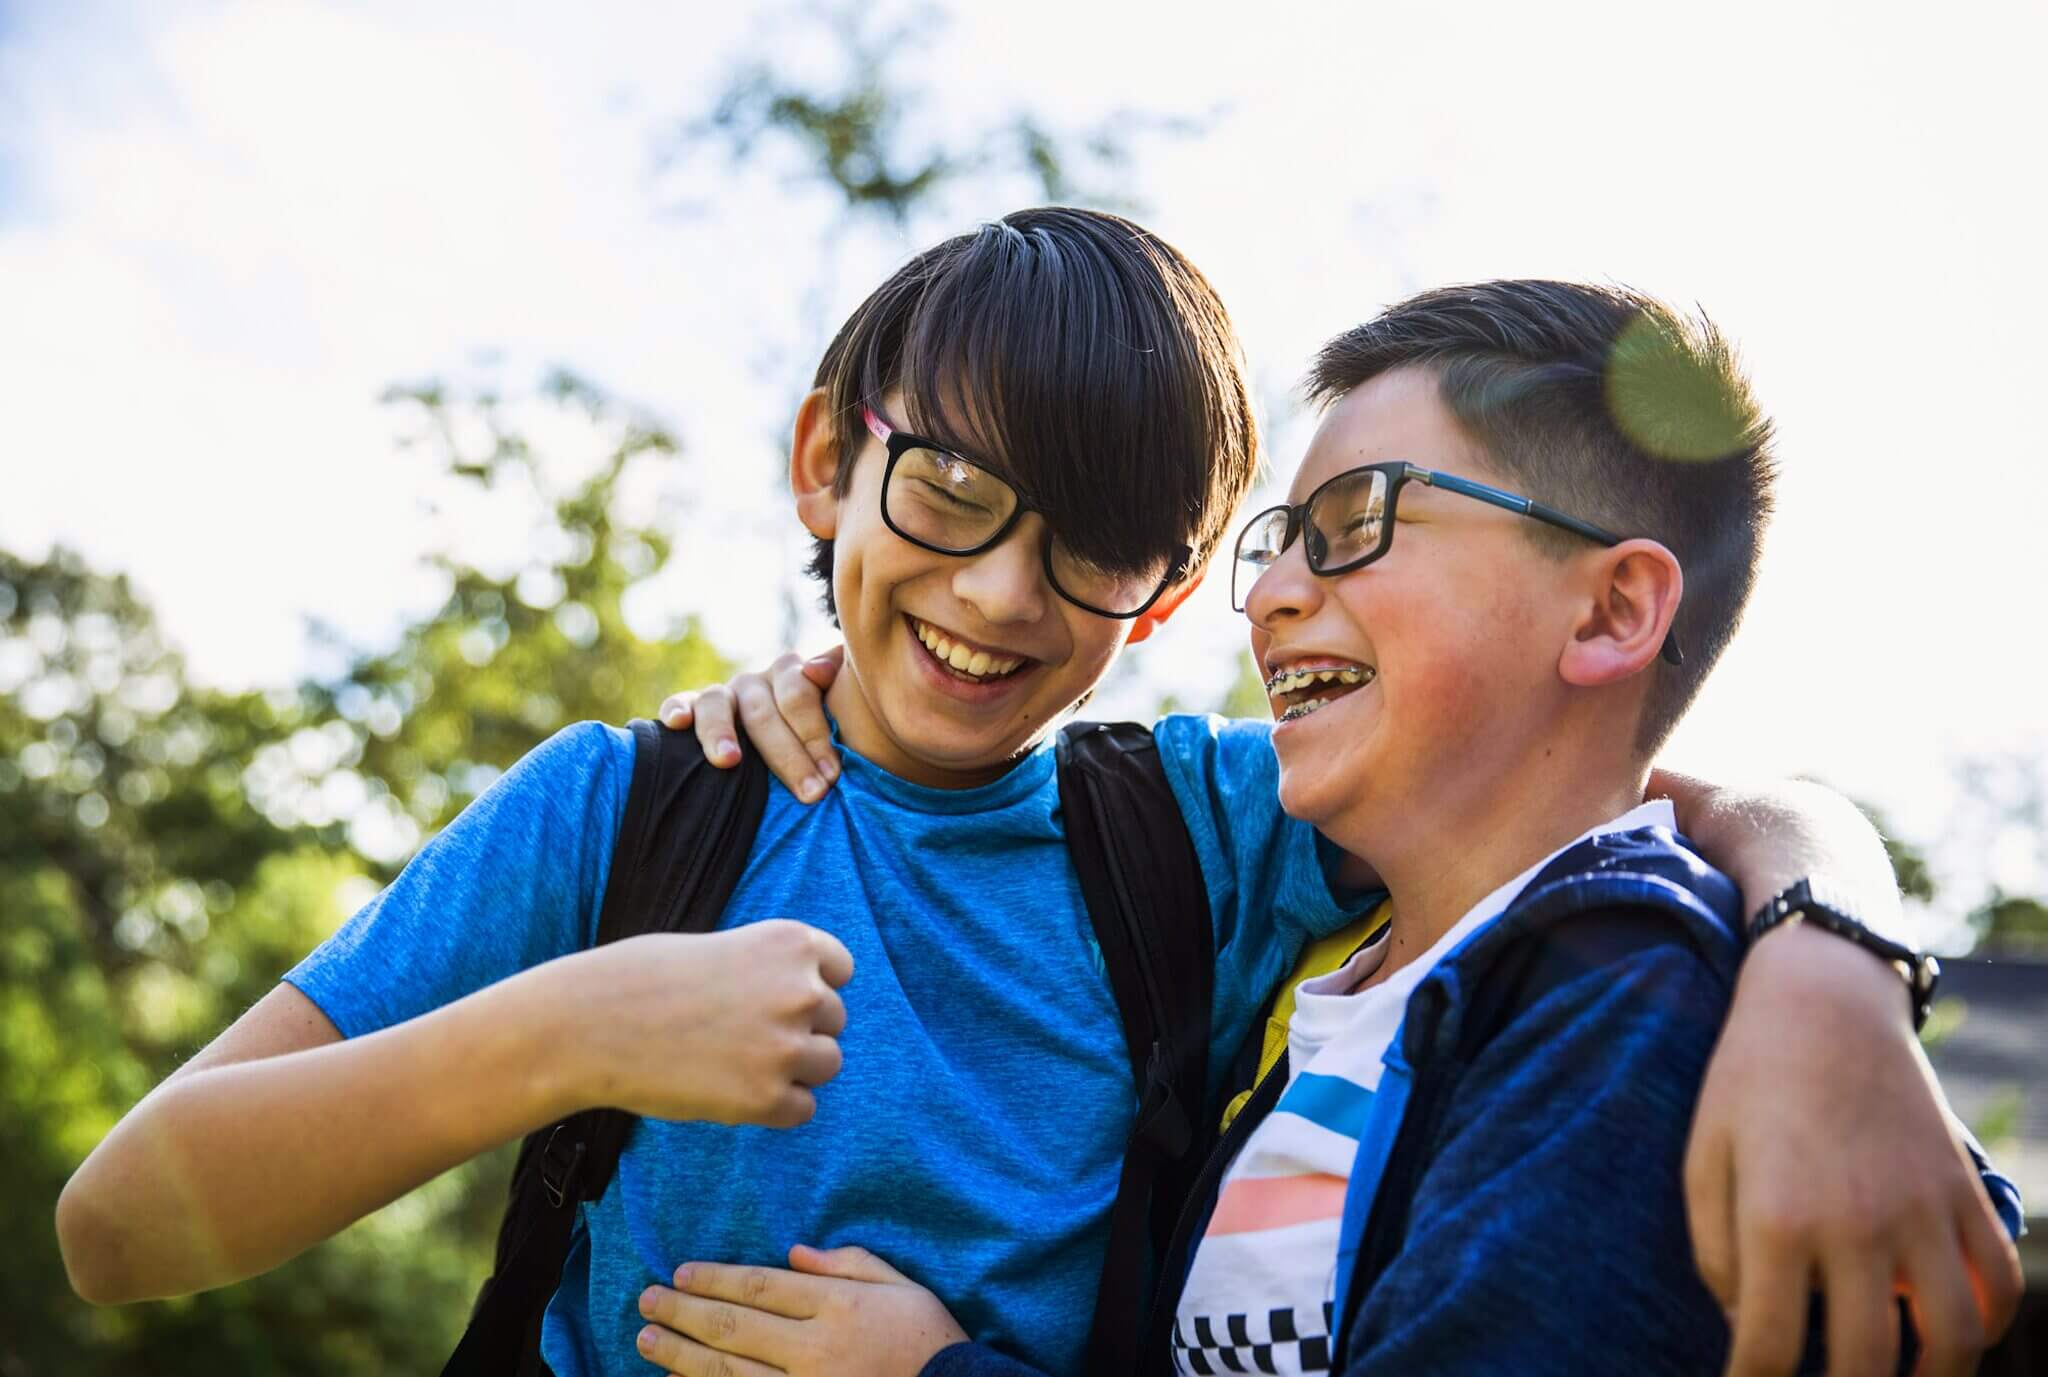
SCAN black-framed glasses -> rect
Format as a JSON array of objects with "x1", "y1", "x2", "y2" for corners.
[
  {"x1": 1232, "y1": 461, "x2": 1684, "y2": 665},
  {"x1": 864, "y1": 407, "x2": 1191, "y2": 619}
]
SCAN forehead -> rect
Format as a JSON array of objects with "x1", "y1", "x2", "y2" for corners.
[{"x1": 1290, "y1": 365, "x2": 1494, "y2": 502}]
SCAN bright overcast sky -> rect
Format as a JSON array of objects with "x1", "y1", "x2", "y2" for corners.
[{"x1": 3, "y1": 0, "x2": 2044, "y2": 921}]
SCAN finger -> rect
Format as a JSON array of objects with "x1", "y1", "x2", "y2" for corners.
[
  {"x1": 1684, "y1": 1119, "x2": 1738, "y2": 1309},
  {"x1": 769, "y1": 654, "x2": 839, "y2": 784},
  {"x1": 800, "y1": 645, "x2": 844, "y2": 690},
  {"x1": 635, "y1": 1317, "x2": 786, "y2": 1377},
  {"x1": 690, "y1": 686, "x2": 743, "y2": 767},
  {"x1": 1819, "y1": 1248, "x2": 1896, "y2": 1377},
  {"x1": 1903, "y1": 1217, "x2": 1990, "y2": 1377},
  {"x1": 810, "y1": 984, "x2": 847, "y2": 1038},
  {"x1": 1645, "y1": 764, "x2": 1715, "y2": 818},
  {"x1": 791, "y1": 1033, "x2": 843, "y2": 1089},
  {"x1": 1725, "y1": 1244, "x2": 1809, "y2": 1377},
  {"x1": 788, "y1": 1242, "x2": 908, "y2": 1285},
  {"x1": 732, "y1": 676, "x2": 827, "y2": 801},
  {"x1": 762, "y1": 1085, "x2": 816, "y2": 1129},
  {"x1": 659, "y1": 693, "x2": 697, "y2": 729},
  {"x1": 642, "y1": 1281, "x2": 803, "y2": 1349},
  {"x1": 671, "y1": 1262, "x2": 823, "y2": 1320},
  {"x1": 810, "y1": 929, "x2": 855, "y2": 989},
  {"x1": 1952, "y1": 1175, "x2": 2023, "y2": 1344}
]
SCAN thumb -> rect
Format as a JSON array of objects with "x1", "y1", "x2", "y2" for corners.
[
  {"x1": 802, "y1": 645, "x2": 845, "y2": 690},
  {"x1": 788, "y1": 1243, "x2": 906, "y2": 1285}
]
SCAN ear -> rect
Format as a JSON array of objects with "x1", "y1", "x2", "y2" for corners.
[
  {"x1": 790, "y1": 387, "x2": 844, "y2": 540},
  {"x1": 1123, "y1": 566, "x2": 1207, "y2": 646},
  {"x1": 1558, "y1": 539, "x2": 1683, "y2": 687}
]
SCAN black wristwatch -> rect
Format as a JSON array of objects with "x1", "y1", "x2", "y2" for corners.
[{"x1": 1746, "y1": 877, "x2": 1941, "y2": 1031}]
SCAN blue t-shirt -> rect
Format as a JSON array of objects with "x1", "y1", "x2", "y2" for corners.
[{"x1": 287, "y1": 715, "x2": 1357, "y2": 1377}]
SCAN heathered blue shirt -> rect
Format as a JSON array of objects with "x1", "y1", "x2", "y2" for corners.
[{"x1": 287, "y1": 715, "x2": 1356, "y2": 1377}]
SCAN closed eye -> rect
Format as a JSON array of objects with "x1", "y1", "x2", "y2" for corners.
[{"x1": 909, "y1": 478, "x2": 994, "y2": 515}]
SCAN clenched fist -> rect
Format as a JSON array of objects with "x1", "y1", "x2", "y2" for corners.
[{"x1": 548, "y1": 919, "x2": 854, "y2": 1128}]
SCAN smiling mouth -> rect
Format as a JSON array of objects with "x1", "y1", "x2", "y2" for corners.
[
  {"x1": 1265, "y1": 662, "x2": 1376, "y2": 722},
  {"x1": 908, "y1": 615, "x2": 1031, "y2": 683}
]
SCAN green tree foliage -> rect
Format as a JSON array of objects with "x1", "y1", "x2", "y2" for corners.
[
  {"x1": 3, "y1": 373, "x2": 725, "y2": 1375},
  {"x1": 1973, "y1": 893, "x2": 2048, "y2": 956},
  {"x1": 672, "y1": 1, "x2": 1199, "y2": 225}
]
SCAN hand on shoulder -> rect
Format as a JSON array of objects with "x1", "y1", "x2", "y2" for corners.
[{"x1": 661, "y1": 648, "x2": 845, "y2": 801}]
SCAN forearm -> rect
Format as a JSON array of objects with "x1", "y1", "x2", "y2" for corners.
[{"x1": 57, "y1": 967, "x2": 583, "y2": 1304}]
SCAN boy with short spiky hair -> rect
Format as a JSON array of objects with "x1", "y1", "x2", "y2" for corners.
[
  {"x1": 1172, "y1": 281, "x2": 1810, "y2": 1372},
  {"x1": 1168, "y1": 280, "x2": 2019, "y2": 1373}
]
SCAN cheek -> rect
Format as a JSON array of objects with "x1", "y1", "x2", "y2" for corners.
[
  {"x1": 1382, "y1": 600, "x2": 1548, "y2": 756},
  {"x1": 1041, "y1": 620, "x2": 1120, "y2": 701}
]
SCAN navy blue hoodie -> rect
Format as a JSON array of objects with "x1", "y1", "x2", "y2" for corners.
[{"x1": 923, "y1": 826, "x2": 2025, "y2": 1377}]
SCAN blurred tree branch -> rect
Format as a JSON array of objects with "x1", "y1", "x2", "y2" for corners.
[{"x1": 663, "y1": 0, "x2": 1206, "y2": 223}]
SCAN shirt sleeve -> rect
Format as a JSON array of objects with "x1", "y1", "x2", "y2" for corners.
[
  {"x1": 1335, "y1": 912, "x2": 1735, "y2": 1376},
  {"x1": 283, "y1": 720, "x2": 635, "y2": 1039}
]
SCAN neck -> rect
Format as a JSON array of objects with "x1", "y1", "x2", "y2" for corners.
[{"x1": 1343, "y1": 730, "x2": 1648, "y2": 988}]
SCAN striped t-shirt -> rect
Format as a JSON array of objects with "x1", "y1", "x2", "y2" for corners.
[{"x1": 1171, "y1": 800, "x2": 1677, "y2": 1376}]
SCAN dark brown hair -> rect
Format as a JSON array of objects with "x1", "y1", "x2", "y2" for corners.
[
  {"x1": 805, "y1": 206, "x2": 1258, "y2": 620},
  {"x1": 1306, "y1": 280, "x2": 1777, "y2": 753}
]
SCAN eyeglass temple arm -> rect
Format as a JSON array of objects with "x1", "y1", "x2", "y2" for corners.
[{"x1": 1417, "y1": 469, "x2": 1685, "y2": 666}]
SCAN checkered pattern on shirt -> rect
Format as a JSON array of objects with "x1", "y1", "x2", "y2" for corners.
[{"x1": 1171, "y1": 1302, "x2": 1336, "y2": 1375}]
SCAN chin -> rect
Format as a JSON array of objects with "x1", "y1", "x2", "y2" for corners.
[
  {"x1": 1278, "y1": 730, "x2": 1392, "y2": 837},
  {"x1": 894, "y1": 697, "x2": 1047, "y2": 770},
  {"x1": 1274, "y1": 752, "x2": 1339, "y2": 826}
]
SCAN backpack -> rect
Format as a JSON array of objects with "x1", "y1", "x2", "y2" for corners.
[{"x1": 442, "y1": 717, "x2": 1217, "y2": 1377}]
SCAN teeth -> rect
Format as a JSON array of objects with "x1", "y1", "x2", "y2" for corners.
[
  {"x1": 1280, "y1": 697, "x2": 1329, "y2": 722},
  {"x1": 911, "y1": 618, "x2": 1024, "y2": 679},
  {"x1": 1264, "y1": 664, "x2": 1375, "y2": 697}
]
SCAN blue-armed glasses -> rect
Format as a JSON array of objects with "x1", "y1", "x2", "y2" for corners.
[{"x1": 1231, "y1": 461, "x2": 1684, "y2": 666}]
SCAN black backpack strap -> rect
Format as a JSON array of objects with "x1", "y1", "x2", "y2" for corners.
[
  {"x1": 1057, "y1": 721, "x2": 1216, "y2": 1377},
  {"x1": 443, "y1": 720, "x2": 769, "y2": 1377}
]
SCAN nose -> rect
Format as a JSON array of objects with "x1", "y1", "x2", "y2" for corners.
[
  {"x1": 1241, "y1": 532, "x2": 1322, "y2": 630},
  {"x1": 952, "y1": 512, "x2": 1053, "y2": 625}
]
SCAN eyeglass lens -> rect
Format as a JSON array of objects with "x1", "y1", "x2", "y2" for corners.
[
  {"x1": 885, "y1": 443, "x2": 1172, "y2": 615},
  {"x1": 1231, "y1": 468, "x2": 1392, "y2": 610}
]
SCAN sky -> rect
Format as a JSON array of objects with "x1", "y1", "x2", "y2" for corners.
[{"x1": 3, "y1": 0, "x2": 2044, "y2": 934}]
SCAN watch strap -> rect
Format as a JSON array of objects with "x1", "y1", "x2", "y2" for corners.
[{"x1": 1747, "y1": 877, "x2": 1940, "y2": 1031}]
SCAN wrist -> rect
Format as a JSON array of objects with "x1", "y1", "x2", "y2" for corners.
[
  {"x1": 1748, "y1": 876, "x2": 1936, "y2": 1030},
  {"x1": 1741, "y1": 921, "x2": 1918, "y2": 1034},
  {"x1": 475, "y1": 955, "x2": 609, "y2": 1123}
]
